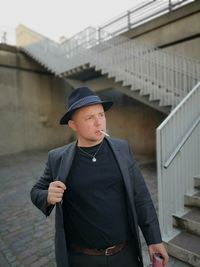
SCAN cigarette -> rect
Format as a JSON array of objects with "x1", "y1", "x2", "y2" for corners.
[{"x1": 100, "y1": 130, "x2": 110, "y2": 137}]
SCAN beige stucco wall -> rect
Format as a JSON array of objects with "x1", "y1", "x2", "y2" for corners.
[
  {"x1": 0, "y1": 45, "x2": 73, "y2": 156},
  {"x1": 124, "y1": 1, "x2": 200, "y2": 60},
  {"x1": 163, "y1": 37, "x2": 200, "y2": 59},
  {"x1": 0, "y1": 46, "x2": 165, "y2": 157},
  {"x1": 1, "y1": 2, "x2": 198, "y2": 158}
]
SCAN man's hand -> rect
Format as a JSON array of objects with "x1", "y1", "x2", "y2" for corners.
[
  {"x1": 47, "y1": 181, "x2": 66, "y2": 205},
  {"x1": 148, "y1": 243, "x2": 169, "y2": 266}
]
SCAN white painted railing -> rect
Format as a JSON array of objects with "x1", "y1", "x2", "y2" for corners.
[
  {"x1": 60, "y1": 36, "x2": 199, "y2": 107},
  {"x1": 16, "y1": 24, "x2": 200, "y2": 109},
  {"x1": 87, "y1": 39, "x2": 200, "y2": 103},
  {"x1": 156, "y1": 81, "x2": 200, "y2": 240},
  {"x1": 0, "y1": 26, "x2": 15, "y2": 45},
  {"x1": 60, "y1": 0, "x2": 195, "y2": 54},
  {"x1": 98, "y1": 0, "x2": 195, "y2": 37}
]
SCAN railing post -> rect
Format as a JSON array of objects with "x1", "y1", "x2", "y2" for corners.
[
  {"x1": 169, "y1": 0, "x2": 172, "y2": 11},
  {"x1": 0, "y1": 31, "x2": 7, "y2": 43},
  {"x1": 127, "y1": 10, "x2": 131, "y2": 30},
  {"x1": 98, "y1": 27, "x2": 101, "y2": 44}
]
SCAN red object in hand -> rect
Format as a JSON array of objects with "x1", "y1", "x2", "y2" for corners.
[{"x1": 152, "y1": 253, "x2": 164, "y2": 267}]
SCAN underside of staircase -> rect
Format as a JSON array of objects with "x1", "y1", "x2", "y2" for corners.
[
  {"x1": 20, "y1": 47, "x2": 177, "y2": 115},
  {"x1": 165, "y1": 176, "x2": 200, "y2": 267},
  {"x1": 60, "y1": 64, "x2": 173, "y2": 114}
]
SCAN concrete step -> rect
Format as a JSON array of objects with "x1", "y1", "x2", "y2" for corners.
[
  {"x1": 194, "y1": 176, "x2": 200, "y2": 189},
  {"x1": 173, "y1": 208, "x2": 200, "y2": 236},
  {"x1": 166, "y1": 232, "x2": 200, "y2": 267},
  {"x1": 185, "y1": 192, "x2": 200, "y2": 208}
]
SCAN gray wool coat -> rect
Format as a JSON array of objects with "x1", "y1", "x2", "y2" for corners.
[{"x1": 30, "y1": 137, "x2": 162, "y2": 267}]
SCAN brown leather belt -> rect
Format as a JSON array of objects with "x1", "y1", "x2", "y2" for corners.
[{"x1": 70, "y1": 241, "x2": 127, "y2": 256}]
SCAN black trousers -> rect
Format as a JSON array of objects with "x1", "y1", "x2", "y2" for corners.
[{"x1": 68, "y1": 240, "x2": 140, "y2": 267}]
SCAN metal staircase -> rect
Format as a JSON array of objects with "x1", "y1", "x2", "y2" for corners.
[
  {"x1": 165, "y1": 175, "x2": 200, "y2": 267},
  {"x1": 16, "y1": 25, "x2": 200, "y2": 114},
  {"x1": 157, "y1": 82, "x2": 200, "y2": 267}
]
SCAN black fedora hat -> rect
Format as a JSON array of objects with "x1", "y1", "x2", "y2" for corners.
[{"x1": 60, "y1": 87, "x2": 113, "y2": 125}]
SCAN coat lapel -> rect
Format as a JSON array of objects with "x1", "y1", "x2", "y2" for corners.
[
  {"x1": 107, "y1": 138, "x2": 143, "y2": 263},
  {"x1": 106, "y1": 138, "x2": 135, "y2": 205},
  {"x1": 57, "y1": 142, "x2": 76, "y2": 184}
]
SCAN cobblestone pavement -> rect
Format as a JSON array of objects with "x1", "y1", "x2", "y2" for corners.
[{"x1": 0, "y1": 150, "x2": 191, "y2": 267}]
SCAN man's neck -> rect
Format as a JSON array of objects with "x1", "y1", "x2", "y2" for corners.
[{"x1": 77, "y1": 138, "x2": 104, "y2": 147}]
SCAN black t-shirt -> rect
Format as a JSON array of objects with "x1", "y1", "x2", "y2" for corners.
[{"x1": 62, "y1": 138, "x2": 131, "y2": 249}]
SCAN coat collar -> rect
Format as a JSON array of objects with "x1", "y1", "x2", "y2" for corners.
[
  {"x1": 57, "y1": 141, "x2": 76, "y2": 184},
  {"x1": 105, "y1": 138, "x2": 130, "y2": 179},
  {"x1": 57, "y1": 137, "x2": 131, "y2": 187}
]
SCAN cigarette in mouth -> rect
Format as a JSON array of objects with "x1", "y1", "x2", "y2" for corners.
[{"x1": 100, "y1": 130, "x2": 110, "y2": 137}]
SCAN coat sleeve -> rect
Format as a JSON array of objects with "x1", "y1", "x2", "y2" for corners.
[
  {"x1": 30, "y1": 152, "x2": 55, "y2": 216},
  {"x1": 128, "y1": 144, "x2": 162, "y2": 245}
]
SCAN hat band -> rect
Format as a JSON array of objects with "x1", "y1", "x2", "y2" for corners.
[{"x1": 68, "y1": 95, "x2": 101, "y2": 111}]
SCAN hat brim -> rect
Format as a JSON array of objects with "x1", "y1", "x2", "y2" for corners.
[{"x1": 60, "y1": 101, "x2": 113, "y2": 125}]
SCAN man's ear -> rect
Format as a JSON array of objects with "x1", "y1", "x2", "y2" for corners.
[{"x1": 68, "y1": 120, "x2": 77, "y2": 132}]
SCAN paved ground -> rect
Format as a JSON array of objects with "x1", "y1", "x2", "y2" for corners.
[{"x1": 0, "y1": 150, "x2": 192, "y2": 267}]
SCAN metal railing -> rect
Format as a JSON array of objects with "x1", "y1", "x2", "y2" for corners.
[
  {"x1": 1, "y1": 0, "x2": 195, "y2": 47},
  {"x1": 156, "y1": 81, "x2": 200, "y2": 240},
  {"x1": 0, "y1": 26, "x2": 15, "y2": 45},
  {"x1": 60, "y1": 0, "x2": 195, "y2": 56},
  {"x1": 16, "y1": 24, "x2": 200, "y2": 108},
  {"x1": 99, "y1": 0, "x2": 195, "y2": 36},
  {"x1": 87, "y1": 38, "x2": 200, "y2": 102},
  {"x1": 59, "y1": 34, "x2": 200, "y2": 107}
]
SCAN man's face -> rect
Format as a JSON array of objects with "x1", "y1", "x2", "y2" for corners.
[{"x1": 68, "y1": 104, "x2": 107, "y2": 146}]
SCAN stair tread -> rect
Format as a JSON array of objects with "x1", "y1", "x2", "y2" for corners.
[
  {"x1": 194, "y1": 192, "x2": 200, "y2": 197},
  {"x1": 182, "y1": 208, "x2": 200, "y2": 223},
  {"x1": 169, "y1": 232, "x2": 200, "y2": 255},
  {"x1": 185, "y1": 191, "x2": 200, "y2": 199}
]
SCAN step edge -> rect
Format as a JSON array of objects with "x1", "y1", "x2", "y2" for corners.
[
  {"x1": 165, "y1": 241, "x2": 200, "y2": 267},
  {"x1": 166, "y1": 240, "x2": 200, "y2": 257},
  {"x1": 173, "y1": 213, "x2": 200, "y2": 224}
]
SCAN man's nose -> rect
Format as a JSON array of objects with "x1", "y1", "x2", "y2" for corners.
[{"x1": 94, "y1": 117, "x2": 101, "y2": 125}]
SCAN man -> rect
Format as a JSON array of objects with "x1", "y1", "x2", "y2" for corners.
[{"x1": 31, "y1": 87, "x2": 169, "y2": 267}]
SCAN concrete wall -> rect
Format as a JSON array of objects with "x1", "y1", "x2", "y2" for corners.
[
  {"x1": 3, "y1": 1, "x2": 197, "y2": 157},
  {"x1": 0, "y1": 45, "x2": 73, "y2": 156},
  {"x1": 98, "y1": 90, "x2": 166, "y2": 159},
  {"x1": 124, "y1": 1, "x2": 200, "y2": 59},
  {"x1": 0, "y1": 45, "x2": 166, "y2": 158}
]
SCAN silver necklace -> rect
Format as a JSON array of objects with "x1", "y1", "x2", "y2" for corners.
[{"x1": 78, "y1": 140, "x2": 104, "y2": 162}]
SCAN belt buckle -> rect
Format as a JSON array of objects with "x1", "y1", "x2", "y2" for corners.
[{"x1": 105, "y1": 245, "x2": 115, "y2": 256}]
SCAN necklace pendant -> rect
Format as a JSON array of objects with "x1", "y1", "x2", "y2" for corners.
[{"x1": 92, "y1": 157, "x2": 96, "y2": 162}]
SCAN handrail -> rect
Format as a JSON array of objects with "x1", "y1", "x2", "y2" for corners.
[
  {"x1": 60, "y1": 27, "x2": 200, "y2": 68},
  {"x1": 157, "y1": 81, "x2": 200, "y2": 128},
  {"x1": 98, "y1": 0, "x2": 156, "y2": 29},
  {"x1": 17, "y1": 22, "x2": 199, "y2": 103},
  {"x1": 60, "y1": 0, "x2": 195, "y2": 57},
  {"x1": 99, "y1": 0, "x2": 195, "y2": 36},
  {"x1": 156, "y1": 81, "x2": 200, "y2": 240},
  {"x1": 164, "y1": 116, "x2": 200, "y2": 168},
  {"x1": 158, "y1": 81, "x2": 200, "y2": 168}
]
